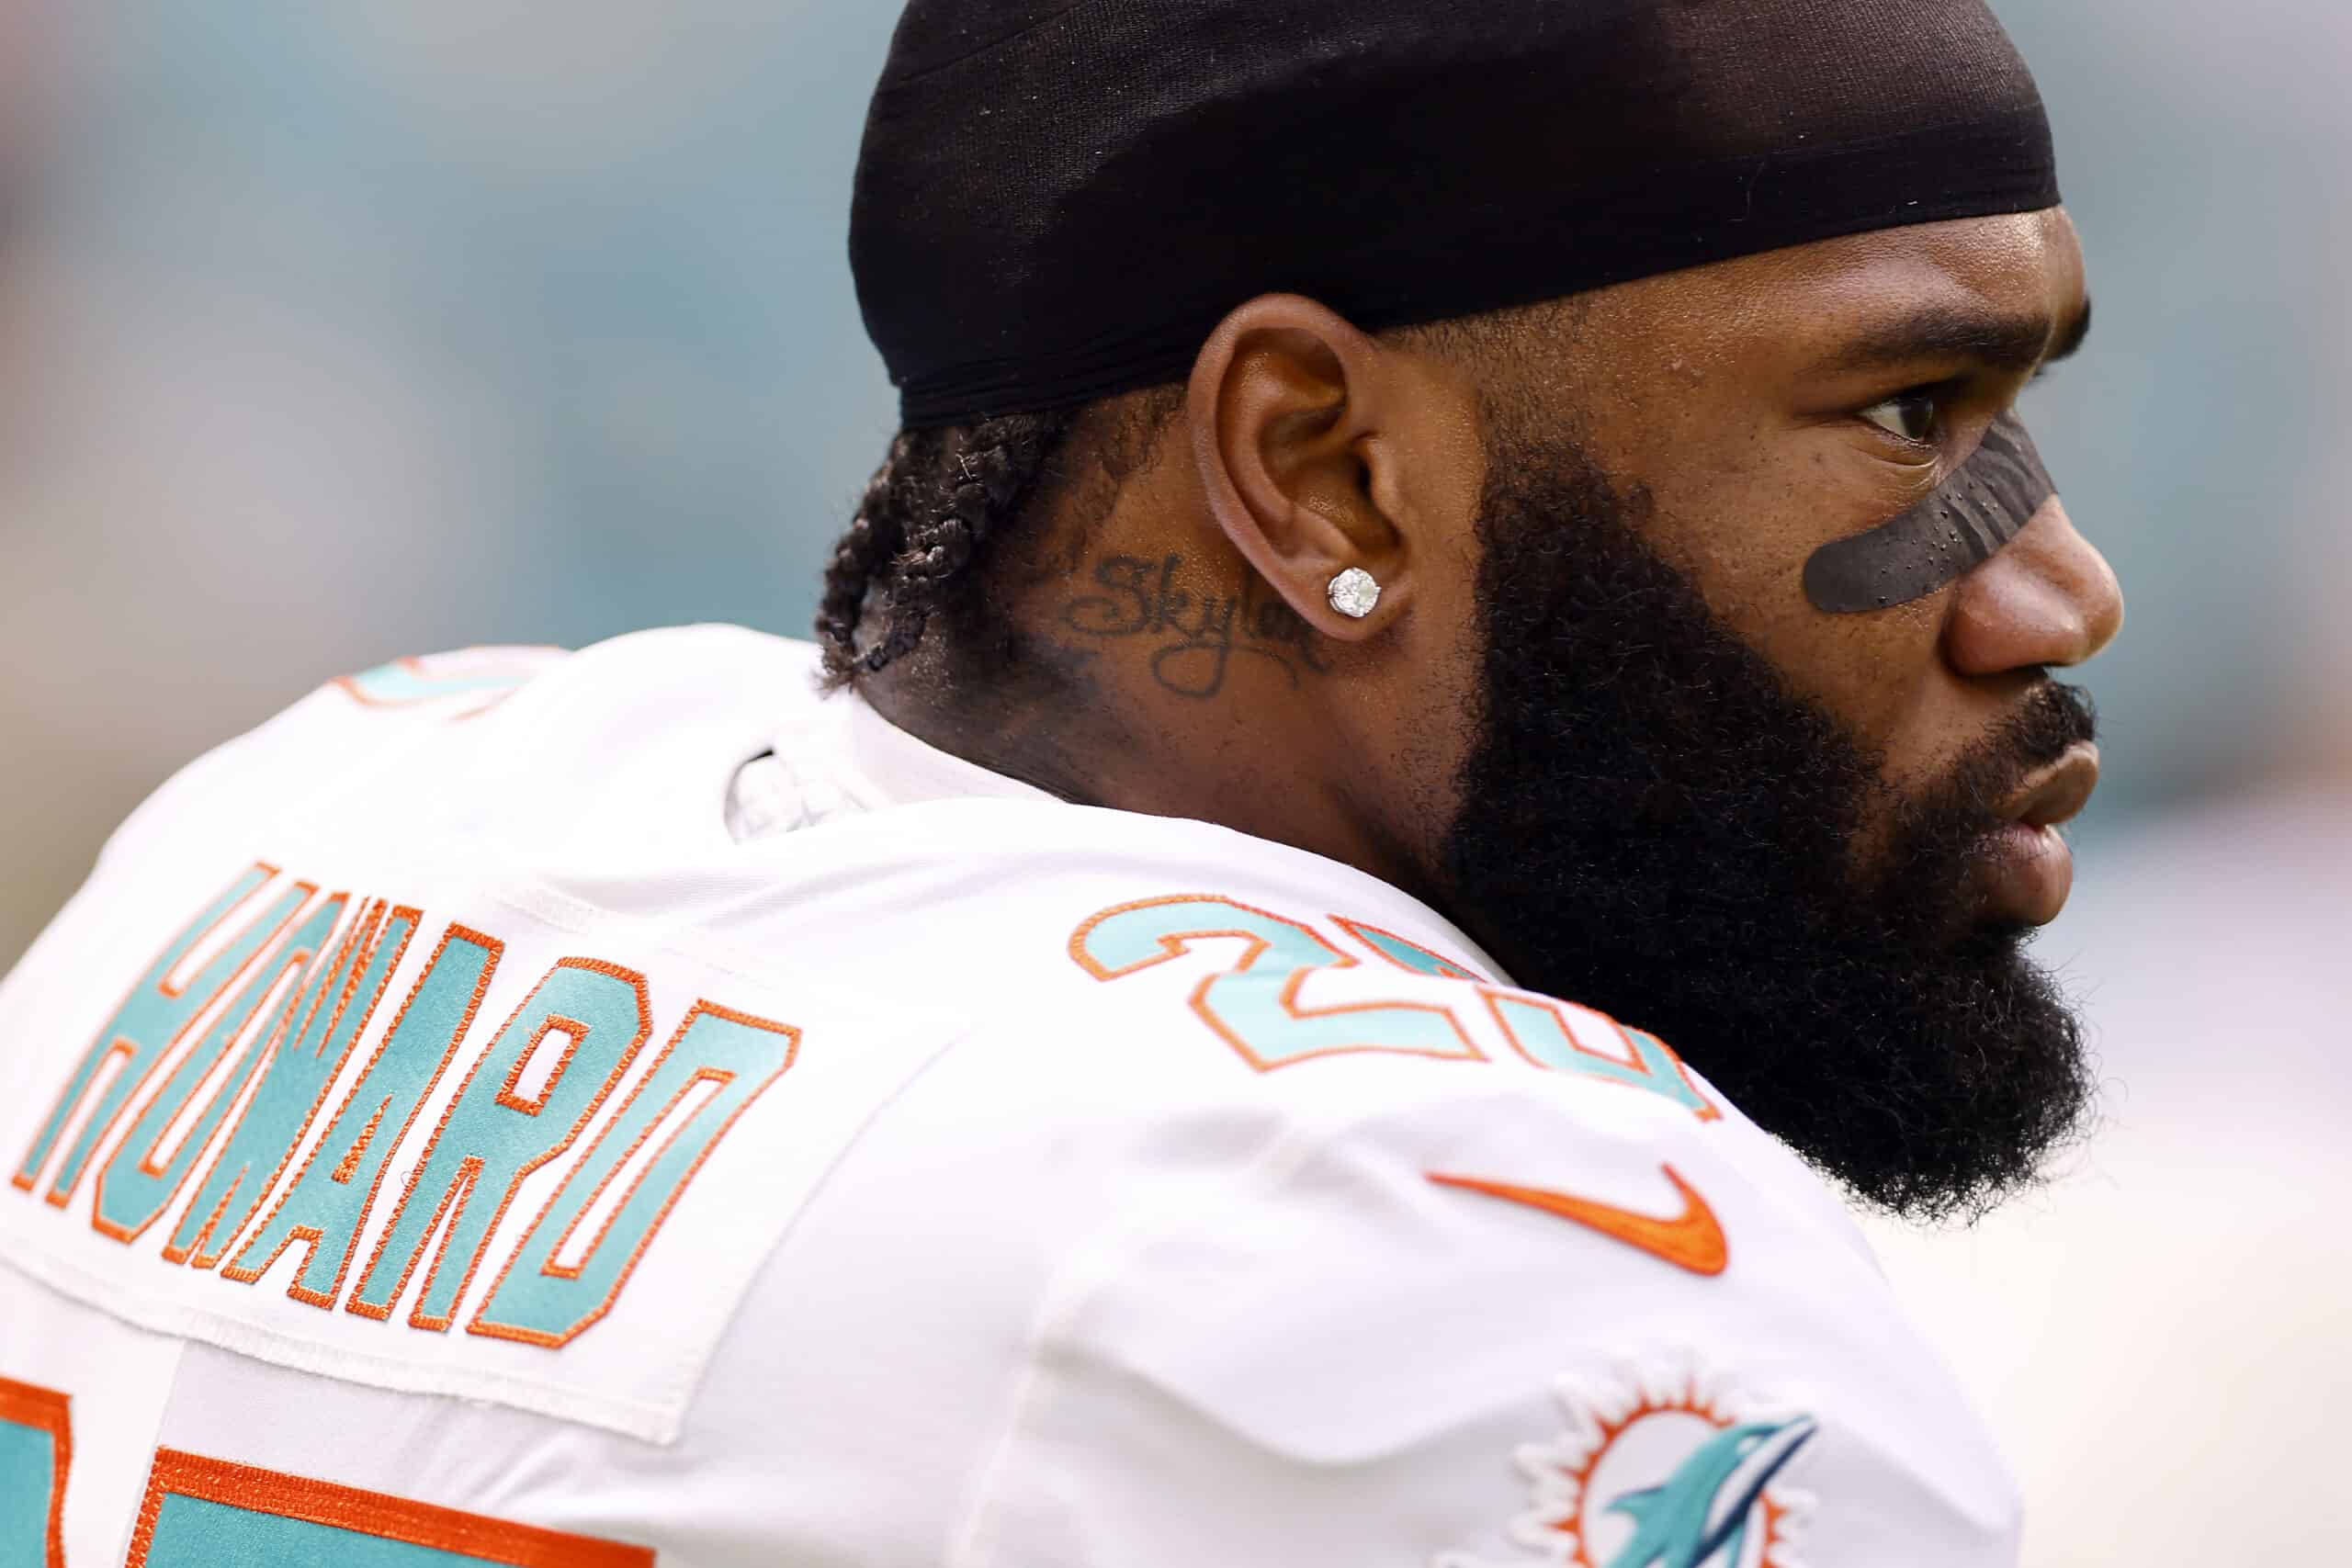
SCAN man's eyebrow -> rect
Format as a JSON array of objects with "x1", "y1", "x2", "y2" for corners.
[{"x1": 1815, "y1": 295, "x2": 2093, "y2": 378}]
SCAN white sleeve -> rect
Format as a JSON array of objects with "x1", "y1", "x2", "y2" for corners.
[
  {"x1": 945, "y1": 1085, "x2": 2022, "y2": 1568},
  {"x1": 81, "y1": 646, "x2": 571, "y2": 875},
  {"x1": 2, "y1": 646, "x2": 566, "y2": 1043}
]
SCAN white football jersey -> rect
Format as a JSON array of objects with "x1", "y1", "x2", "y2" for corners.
[{"x1": 0, "y1": 626, "x2": 2020, "y2": 1567}]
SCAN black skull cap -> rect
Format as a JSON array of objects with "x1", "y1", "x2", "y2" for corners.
[{"x1": 854, "y1": 0, "x2": 2060, "y2": 427}]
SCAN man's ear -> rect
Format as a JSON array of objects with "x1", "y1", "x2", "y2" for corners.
[{"x1": 1187, "y1": 294, "x2": 1422, "y2": 640}]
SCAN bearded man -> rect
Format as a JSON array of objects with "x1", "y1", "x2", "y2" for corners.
[{"x1": 0, "y1": 2, "x2": 2120, "y2": 1564}]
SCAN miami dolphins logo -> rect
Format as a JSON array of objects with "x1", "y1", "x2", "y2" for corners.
[
  {"x1": 1600, "y1": 1415, "x2": 1815, "y2": 1568},
  {"x1": 1483, "y1": 1358, "x2": 1817, "y2": 1568}
]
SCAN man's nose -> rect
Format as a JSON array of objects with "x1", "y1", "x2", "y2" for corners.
[{"x1": 1942, "y1": 497, "x2": 2124, "y2": 676}]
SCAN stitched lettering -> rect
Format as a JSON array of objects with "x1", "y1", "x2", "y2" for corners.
[
  {"x1": 1071, "y1": 895, "x2": 1484, "y2": 1071},
  {"x1": 14, "y1": 867, "x2": 308, "y2": 1205},
  {"x1": 222, "y1": 928, "x2": 503, "y2": 1308},
  {"x1": 92, "y1": 894, "x2": 343, "y2": 1246},
  {"x1": 164, "y1": 903, "x2": 419, "y2": 1269},
  {"x1": 15, "y1": 871, "x2": 813, "y2": 1355},
  {"x1": 1485, "y1": 992, "x2": 1718, "y2": 1120},
  {"x1": 347, "y1": 961, "x2": 650, "y2": 1330},
  {"x1": 471, "y1": 1004, "x2": 798, "y2": 1348},
  {"x1": 1073, "y1": 895, "x2": 1717, "y2": 1121}
]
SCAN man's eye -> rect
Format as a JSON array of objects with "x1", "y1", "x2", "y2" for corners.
[{"x1": 1860, "y1": 389, "x2": 1939, "y2": 443}]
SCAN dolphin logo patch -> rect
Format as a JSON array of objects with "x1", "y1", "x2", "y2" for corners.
[
  {"x1": 1464, "y1": 1356, "x2": 1821, "y2": 1568},
  {"x1": 1603, "y1": 1416, "x2": 1818, "y2": 1568}
]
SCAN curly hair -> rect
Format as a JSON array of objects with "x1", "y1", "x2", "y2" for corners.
[
  {"x1": 812, "y1": 310, "x2": 1541, "y2": 689},
  {"x1": 815, "y1": 380, "x2": 1192, "y2": 689},
  {"x1": 815, "y1": 411, "x2": 1082, "y2": 687}
]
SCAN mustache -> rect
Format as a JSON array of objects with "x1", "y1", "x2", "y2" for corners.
[
  {"x1": 2019, "y1": 679, "x2": 2100, "y2": 754},
  {"x1": 1910, "y1": 681, "x2": 2100, "y2": 835},
  {"x1": 1981, "y1": 680, "x2": 2098, "y2": 795},
  {"x1": 1865, "y1": 682, "x2": 2098, "y2": 935}
]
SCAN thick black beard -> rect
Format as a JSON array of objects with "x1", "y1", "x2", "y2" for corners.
[{"x1": 1440, "y1": 427, "x2": 2096, "y2": 1223}]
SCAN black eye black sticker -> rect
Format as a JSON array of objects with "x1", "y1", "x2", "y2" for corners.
[{"x1": 1804, "y1": 412, "x2": 2056, "y2": 614}]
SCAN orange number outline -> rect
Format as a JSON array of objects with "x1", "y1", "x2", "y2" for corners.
[
  {"x1": 1483, "y1": 988, "x2": 1721, "y2": 1122},
  {"x1": 330, "y1": 648, "x2": 561, "y2": 722},
  {"x1": 1327, "y1": 915, "x2": 1488, "y2": 981},
  {"x1": 127, "y1": 1448, "x2": 650, "y2": 1567},
  {"x1": 1070, "y1": 894, "x2": 1486, "y2": 1073}
]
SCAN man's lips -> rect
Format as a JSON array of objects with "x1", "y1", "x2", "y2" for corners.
[
  {"x1": 2001, "y1": 742, "x2": 2102, "y2": 830},
  {"x1": 1981, "y1": 742, "x2": 2101, "y2": 926}
]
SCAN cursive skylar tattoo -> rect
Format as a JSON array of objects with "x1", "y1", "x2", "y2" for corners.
[{"x1": 1060, "y1": 554, "x2": 1329, "y2": 699}]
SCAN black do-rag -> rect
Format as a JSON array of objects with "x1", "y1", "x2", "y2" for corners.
[{"x1": 854, "y1": 0, "x2": 2060, "y2": 428}]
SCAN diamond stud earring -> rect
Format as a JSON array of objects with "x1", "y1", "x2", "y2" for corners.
[{"x1": 1327, "y1": 568, "x2": 1382, "y2": 620}]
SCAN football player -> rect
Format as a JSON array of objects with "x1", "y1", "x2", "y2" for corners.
[{"x1": 0, "y1": 2, "x2": 2122, "y2": 1563}]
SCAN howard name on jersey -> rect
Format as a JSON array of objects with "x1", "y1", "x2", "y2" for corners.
[{"x1": 0, "y1": 626, "x2": 2021, "y2": 1567}]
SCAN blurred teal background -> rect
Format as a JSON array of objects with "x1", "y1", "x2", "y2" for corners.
[{"x1": 1, "y1": 3, "x2": 2346, "y2": 1562}]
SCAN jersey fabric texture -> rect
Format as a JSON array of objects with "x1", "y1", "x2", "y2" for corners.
[{"x1": 0, "y1": 626, "x2": 2021, "y2": 1566}]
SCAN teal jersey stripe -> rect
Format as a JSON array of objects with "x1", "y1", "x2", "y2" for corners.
[
  {"x1": 0, "y1": 1416, "x2": 59, "y2": 1568},
  {"x1": 145, "y1": 1493, "x2": 514, "y2": 1568}
]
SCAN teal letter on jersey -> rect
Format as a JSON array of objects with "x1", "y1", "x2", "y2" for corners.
[
  {"x1": 15, "y1": 866, "x2": 307, "y2": 1204},
  {"x1": 222, "y1": 928, "x2": 501, "y2": 1307},
  {"x1": 472, "y1": 1003, "x2": 797, "y2": 1348},
  {"x1": 348, "y1": 960, "x2": 650, "y2": 1329},
  {"x1": 165, "y1": 904, "x2": 418, "y2": 1269},
  {"x1": 92, "y1": 896, "x2": 347, "y2": 1246}
]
